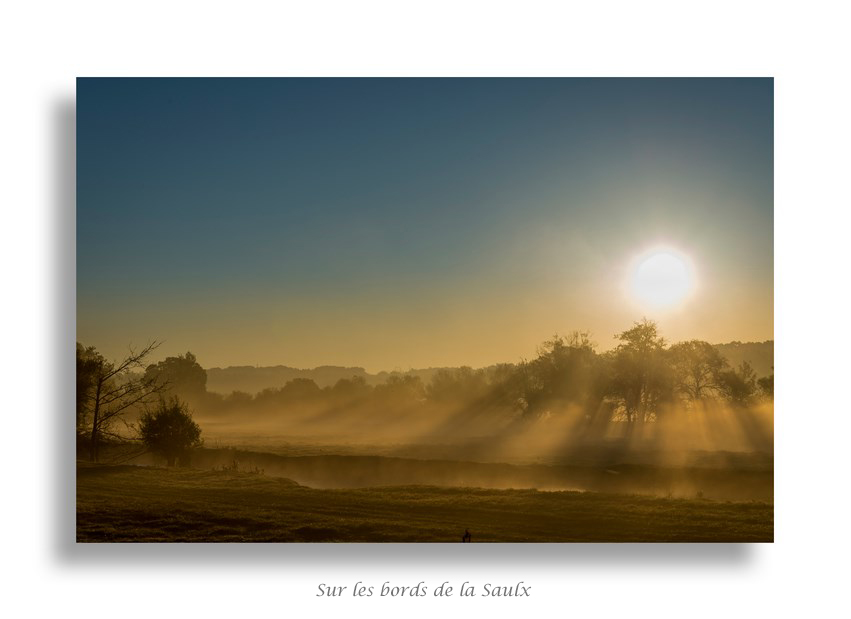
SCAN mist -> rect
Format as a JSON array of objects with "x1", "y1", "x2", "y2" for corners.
[{"x1": 80, "y1": 329, "x2": 772, "y2": 502}]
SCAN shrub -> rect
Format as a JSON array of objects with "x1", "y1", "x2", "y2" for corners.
[{"x1": 139, "y1": 397, "x2": 203, "y2": 466}]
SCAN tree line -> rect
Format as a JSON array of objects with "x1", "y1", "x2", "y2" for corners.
[{"x1": 76, "y1": 319, "x2": 773, "y2": 464}]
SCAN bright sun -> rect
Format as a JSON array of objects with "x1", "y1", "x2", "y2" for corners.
[{"x1": 628, "y1": 247, "x2": 696, "y2": 309}]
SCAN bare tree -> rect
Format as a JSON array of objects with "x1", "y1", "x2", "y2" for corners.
[{"x1": 82, "y1": 341, "x2": 166, "y2": 462}]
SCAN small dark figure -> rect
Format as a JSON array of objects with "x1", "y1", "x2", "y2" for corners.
[{"x1": 462, "y1": 529, "x2": 472, "y2": 543}]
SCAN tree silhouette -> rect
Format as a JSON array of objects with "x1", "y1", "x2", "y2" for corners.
[
  {"x1": 669, "y1": 340, "x2": 728, "y2": 402},
  {"x1": 139, "y1": 397, "x2": 203, "y2": 466},
  {"x1": 144, "y1": 351, "x2": 207, "y2": 403},
  {"x1": 609, "y1": 319, "x2": 671, "y2": 429},
  {"x1": 76, "y1": 343, "x2": 102, "y2": 437},
  {"x1": 757, "y1": 373, "x2": 774, "y2": 399},
  {"x1": 718, "y1": 361, "x2": 758, "y2": 406},
  {"x1": 518, "y1": 331, "x2": 606, "y2": 421},
  {"x1": 78, "y1": 341, "x2": 165, "y2": 462}
]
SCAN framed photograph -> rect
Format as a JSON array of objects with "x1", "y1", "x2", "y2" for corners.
[{"x1": 76, "y1": 77, "x2": 773, "y2": 542}]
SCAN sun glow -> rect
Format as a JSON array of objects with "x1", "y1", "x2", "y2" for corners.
[{"x1": 628, "y1": 247, "x2": 697, "y2": 309}]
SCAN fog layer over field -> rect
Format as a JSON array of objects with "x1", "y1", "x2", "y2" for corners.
[
  {"x1": 79, "y1": 323, "x2": 773, "y2": 498},
  {"x1": 195, "y1": 394, "x2": 774, "y2": 467}
]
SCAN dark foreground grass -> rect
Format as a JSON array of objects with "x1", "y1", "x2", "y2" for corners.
[{"x1": 77, "y1": 464, "x2": 773, "y2": 542}]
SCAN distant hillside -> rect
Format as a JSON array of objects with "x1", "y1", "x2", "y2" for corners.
[
  {"x1": 205, "y1": 365, "x2": 452, "y2": 394},
  {"x1": 714, "y1": 341, "x2": 773, "y2": 378},
  {"x1": 206, "y1": 340, "x2": 774, "y2": 394},
  {"x1": 207, "y1": 365, "x2": 368, "y2": 394}
]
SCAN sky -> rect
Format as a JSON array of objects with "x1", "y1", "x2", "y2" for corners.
[{"x1": 77, "y1": 78, "x2": 773, "y2": 371}]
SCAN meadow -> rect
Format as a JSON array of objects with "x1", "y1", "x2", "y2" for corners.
[
  {"x1": 76, "y1": 462, "x2": 772, "y2": 542},
  {"x1": 77, "y1": 328, "x2": 774, "y2": 543}
]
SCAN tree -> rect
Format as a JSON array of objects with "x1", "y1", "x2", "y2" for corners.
[
  {"x1": 78, "y1": 341, "x2": 165, "y2": 462},
  {"x1": 669, "y1": 340, "x2": 728, "y2": 402},
  {"x1": 609, "y1": 319, "x2": 671, "y2": 429},
  {"x1": 144, "y1": 351, "x2": 207, "y2": 403},
  {"x1": 718, "y1": 361, "x2": 758, "y2": 406},
  {"x1": 138, "y1": 397, "x2": 203, "y2": 467},
  {"x1": 758, "y1": 373, "x2": 774, "y2": 399},
  {"x1": 426, "y1": 367, "x2": 488, "y2": 404},
  {"x1": 279, "y1": 378, "x2": 322, "y2": 401},
  {"x1": 519, "y1": 331, "x2": 606, "y2": 420},
  {"x1": 76, "y1": 343, "x2": 102, "y2": 437},
  {"x1": 374, "y1": 374, "x2": 424, "y2": 406},
  {"x1": 329, "y1": 375, "x2": 372, "y2": 402}
]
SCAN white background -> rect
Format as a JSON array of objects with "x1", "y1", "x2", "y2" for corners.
[{"x1": 2, "y1": 1, "x2": 850, "y2": 617}]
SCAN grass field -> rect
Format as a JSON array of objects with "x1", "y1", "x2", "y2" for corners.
[{"x1": 77, "y1": 463, "x2": 773, "y2": 542}]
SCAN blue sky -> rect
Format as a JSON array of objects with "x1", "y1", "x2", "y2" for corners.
[{"x1": 77, "y1": 78, "x2": 773, "y2": 370}]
